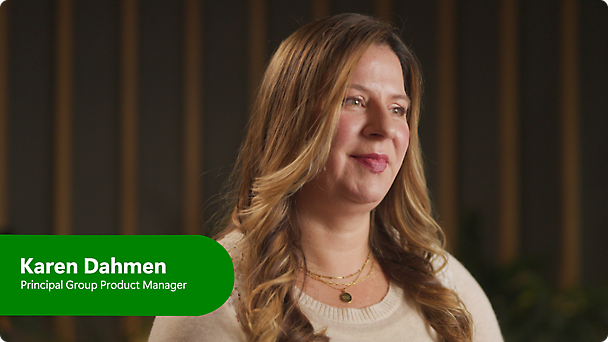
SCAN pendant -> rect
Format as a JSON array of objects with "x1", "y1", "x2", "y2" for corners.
[{"x1": 340, "y1": 291, "x2": 352, "y2": 303}]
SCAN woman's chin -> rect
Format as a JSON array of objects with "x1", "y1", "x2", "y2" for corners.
[{"x1": 345, "y1": 190, "x2": 389, "y2": 209}]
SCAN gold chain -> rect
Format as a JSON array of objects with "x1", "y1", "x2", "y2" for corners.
[
  {"x1": 303, "y1": 251, "x2": 371, "y2": 280},
  {"x1": 302, "y1": 251, "x2": 375, "y2": 303},
  {"x1": 308, "y1": 261, "x2": 374, "y2": 290}
]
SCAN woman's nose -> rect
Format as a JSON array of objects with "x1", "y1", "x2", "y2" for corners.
[{"x1": 362, "y1": 102, "x2": 396, "y2": 139}]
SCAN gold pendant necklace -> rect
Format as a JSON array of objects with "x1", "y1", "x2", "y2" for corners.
[
  {"x1": 304, "y1": 254, "x2": 374, "y2": 303},
  {"x1": 340, "y1": 291, "x2": 353, "y2": 303}
]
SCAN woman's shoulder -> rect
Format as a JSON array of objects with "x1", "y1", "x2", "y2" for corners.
[
  {"x1": 439, "y1": 253, "x2": 504, "y2": 342},
  {"x1": 217, "y1": 229, "x2": 245, "y2": 256},
  {"x1": 440, "y1": 253, "x2": 488, "y2": 301},
  {"x1": 217, "y1": 229, "x2": 247, "y2": 279},
  {"x1": 431, "y1": 253, "x2": 456, "y2": 291},
  {"x1": 217, "y1": 229, "x2": 247, "y2": 322}
]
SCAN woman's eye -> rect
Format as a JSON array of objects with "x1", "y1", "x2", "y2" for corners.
[
  {"x1": 344, "y1": 97, "x2": 363, "y2": 106},
  {"x1": 391, "y1": 107, "x2": 407, "y2": 116}
]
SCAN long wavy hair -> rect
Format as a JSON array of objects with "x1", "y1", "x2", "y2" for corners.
[{"x1": 218, "y1": 13, "x2": 473, "y2": 342}]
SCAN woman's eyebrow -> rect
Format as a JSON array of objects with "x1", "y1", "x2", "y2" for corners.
[{"x1": 348, "y1": 84, "x2": 410, "y2": 104}]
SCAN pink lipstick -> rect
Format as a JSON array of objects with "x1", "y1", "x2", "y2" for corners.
[{"x1": 352, "y1": 153, "x2": 388, "y2": 173}]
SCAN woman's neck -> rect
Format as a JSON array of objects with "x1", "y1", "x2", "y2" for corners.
[{"x1": 296, "y1": 204, "x2": 372, "y2": 278}]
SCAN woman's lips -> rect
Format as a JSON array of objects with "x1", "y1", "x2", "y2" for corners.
[{"x1": 352, "y1": 153, "x2": 388, "y2": 173}]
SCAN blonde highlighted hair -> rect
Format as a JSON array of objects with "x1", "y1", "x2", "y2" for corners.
[{"x1": 219, "y1": 13, "x2": 473, "y2": 342}]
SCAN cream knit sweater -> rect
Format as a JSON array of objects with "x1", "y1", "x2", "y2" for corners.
[{"x1": 149, "y1": 232, "x2": 503, "y2": 342}]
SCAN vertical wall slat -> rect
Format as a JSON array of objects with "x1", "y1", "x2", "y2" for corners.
[
  {"x1": 559, "y1": 0, "x2": 581, "y2": 289},
  {"x1": 54, "y1": 0, "x2": 73, "y2": 236},
  {"x1": 120, "y1": 0, "x2": 141, "y2": 338},
  {"x1": 498, "y1": 0, "x2": 520, "y2": 265},
  {"x1": 0, "y1": 1, "x2": 8, "y2": 233},
  {"x1": 120, "y1": 0, "x2": 139, "y2": 237},
  {"x1": 54, "y1": 0, "x2": 77, "y2": 339},
  {"x1": 311, "y1": 0, "x2": 330, "y2": 20},
  {"x1": 0, "y1": 1, "x2": 9, "y2": 334},
  {"x1": 436, "y1": 0, "x2": 458, "y2": 251},
  {"x1": 183, "y1": 0, "x2": 203, "y2": 235},
  {"x1": 374, "y1": 0, "x2": 393, "y2": 21},
  {"x1": 248, "y1": 0, "x2": 267, "y2": 107}
]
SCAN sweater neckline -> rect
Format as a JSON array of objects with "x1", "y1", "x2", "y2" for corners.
[{"x1": 293, "y1": 283, "x2": 403, "y2": 323}]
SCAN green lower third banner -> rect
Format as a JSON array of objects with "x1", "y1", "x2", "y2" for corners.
[{"x1": 0, "y1": 235, "x2": 234, "y2": 316}]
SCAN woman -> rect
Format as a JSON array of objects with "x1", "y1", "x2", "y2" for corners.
[{"x1": 149, "y1": 13, "x2": 502, "y2": 342}]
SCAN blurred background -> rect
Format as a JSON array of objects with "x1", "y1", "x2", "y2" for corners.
[{"x1": 0, "y1": 0, "x2": 606, "y2": 341}]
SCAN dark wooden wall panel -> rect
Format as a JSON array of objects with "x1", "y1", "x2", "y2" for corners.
[
  {"x1": 435, "y1": 0, "x2": 459, "y2": 249},
  {"x1": 138, "y1": 0, "x2": 183, "y2": 235},
  {"x1": 8, "y1": 0, "x2": 54, "y2": 235},
  {"x1": 268, "y1": 0, "x2": 311, "y2": 57},
  {"x1": 7, "y1": 1, "x2": 55, "y2": 339},
  {"x1": 182, "y1": 0, "x2": 204, "y2": 235},
  {"x1": 332, "y1": 0, "x2": 373, "y2": 16},
  {"x1": 520, "y1": 0, "x2": 561, "y2": 283},
  {"x1": 72, "y1": 0, "x2": 120, "y2": 236},
  {"x1": 580, "y1": 0, "x2": 608, "y2": 286},
  {"x1": 202, "y1": 0, "x2": 248, "y2": 228},
  {"x1": 497, "y1": 0, "x2": 521, "y2": 265},
  {"x1": 0, "y1": 0, "x2": 8, "y2": 234},
  {"x1": 456, "y1": 0, "x2": 500, "y2": 262},
  {"x1": 72, "y1": 1, "x2": 122, "y2": 339}
]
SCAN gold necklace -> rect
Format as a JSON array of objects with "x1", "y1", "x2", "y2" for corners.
[
  {"x1": 305, "y1": 258, "x2": 374, "y2": 303},
  {"x1": 304, "y1": 251, "x2": 371, "y2": 280}
]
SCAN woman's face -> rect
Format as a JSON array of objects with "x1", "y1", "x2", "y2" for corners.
[{"x1": 301, "y1": 44, "x2": 410, "y2": 211}]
